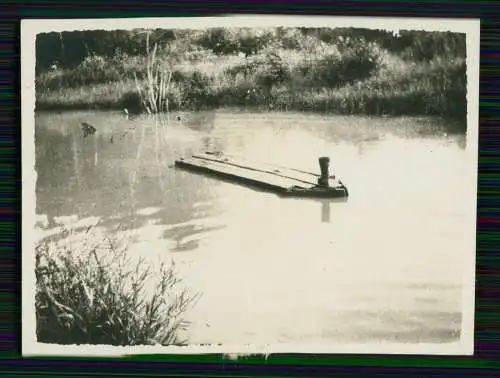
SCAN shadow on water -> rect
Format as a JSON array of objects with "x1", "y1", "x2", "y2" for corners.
[{"x1": 164, "y1": 223, "x2": 227, "y2": 253}]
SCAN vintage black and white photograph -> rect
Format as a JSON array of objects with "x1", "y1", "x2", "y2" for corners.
[{"x1": 22, "y1": 15, "x2": 479, "y2": 356}]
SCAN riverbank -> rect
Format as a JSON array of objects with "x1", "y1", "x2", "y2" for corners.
[{"x1": 35, "y1": 28, "x2": 467, "y2": 123}]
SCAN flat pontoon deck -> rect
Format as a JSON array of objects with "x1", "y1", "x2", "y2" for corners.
[{"x1": 174, "y1": 152, "x2": 349, "y2": 199}]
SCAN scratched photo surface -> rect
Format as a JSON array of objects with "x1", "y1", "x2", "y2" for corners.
[{"x1": 22, "y1": 15, "x2": 479, "y2": 357}]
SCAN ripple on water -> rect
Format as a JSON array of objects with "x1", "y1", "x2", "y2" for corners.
[{"x1": 135, "y1": 207, "x2": 162, "y2": 216}]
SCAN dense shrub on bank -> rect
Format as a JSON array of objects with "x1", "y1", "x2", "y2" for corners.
[
  {"x1": 36, "y1": 54, "x2": 135, "y2": 91},
  {"x1": 293, "y1": 40, "x2": 382, "y2": 88},
  {"x1": 362, "y1": 57, "x2": 467, "y2": 118},
  {"x1": 181, "y1": 27, "x2": 275, "y2": 57},
  {"x1": 35, "y1": 229, "x2": 197, "y2": 345},
  {"x1": 391, "y1": 31, "x2": 467, "y2": 62}
]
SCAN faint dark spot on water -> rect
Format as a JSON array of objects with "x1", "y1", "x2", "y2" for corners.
[
  {"x1": 404, "y1": 283, "x2": 462, "y2": 291},
  {"x1": 414, "y1": 296, "x2": 442, "y2": 305},
  {"x1": 164, "y1": 223, "x2": 226, "y2": 253},
  {"x1": 171, "y1": 239, "x2": 200, "y2": 253},
  {"x1": 164, "y1": 223, "x2": 226, "y2": 241}
]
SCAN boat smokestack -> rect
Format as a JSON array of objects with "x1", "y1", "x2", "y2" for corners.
[{"x1": 318, "y1": 156, "x2": 330, "y2": 187}]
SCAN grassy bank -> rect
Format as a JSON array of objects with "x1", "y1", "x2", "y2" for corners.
[
  {"x1": 35, "y1": 228, "x2": 197, "y2": 345},
  {"x1": 35, "y1": 27, "x2": 467, "y2": 122}
]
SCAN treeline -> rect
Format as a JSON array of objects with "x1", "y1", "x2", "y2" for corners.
[
  {"x1": 299, "y1": 27, "x2": 465, "y2": 61},
  {"x1": 35, "y1": 27, "x2": 467, "y2": 123},
  {"x1": 35, "y1": 27, "x2": 466, "y2": 73}
]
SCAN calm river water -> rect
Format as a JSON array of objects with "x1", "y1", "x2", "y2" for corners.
[{"x1": 34, "y1": 109, "x2": 475, "y2": 347}]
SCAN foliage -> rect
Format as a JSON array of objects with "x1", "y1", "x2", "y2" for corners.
[
  {"x1": 194, "y1": 27, "x2": 274, "y2": 57},
  {"x1": 397, "y1": 31, "x2": 467, "y2": 62},
  {"x1": 35, "y1": 228, "x2": 197, "y2": 346},
  {"x1": 34, "y1": 27, "x2": 467, "y2": 121},
  {"x1": 196, "y1": 28, "x2": 241, "y2": 56}
]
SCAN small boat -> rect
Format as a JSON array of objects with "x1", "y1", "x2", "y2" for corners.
[{"x1": 174, "y1": 151, "x2": 349, "y2": 199}]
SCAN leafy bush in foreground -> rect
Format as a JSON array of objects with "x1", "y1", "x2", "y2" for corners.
[{"x1": 35, "y1": 229, "x2": 197, "y2": 346}]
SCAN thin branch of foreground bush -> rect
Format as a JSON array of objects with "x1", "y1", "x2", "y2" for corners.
[{"x1": 35, "y1": 227, "x2": 199, "y2": 346}]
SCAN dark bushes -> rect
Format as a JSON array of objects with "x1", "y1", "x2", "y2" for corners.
[
  {"x1": 35, "y1": 29, "x2": 177, "y2": 73},
  {"x1": 385, "y1": 30, "x2": 466, "y2": 62},
  {"x1": 196, "y1": 28, "x2": 241, "y2": 56},
  {"x1": 194, "y1": 28, "x2": 274, "y2": 57},
  {"x1": 296, "y1": 41, "x2": 381, "y2": 88}
]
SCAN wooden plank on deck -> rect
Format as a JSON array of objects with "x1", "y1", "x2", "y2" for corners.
[
  {"x1": 193, "y1": 152, "x2": 344, "y2": 188},
  {"x1": 176, "y1": 156, "x2": 314, "y2": 191}
]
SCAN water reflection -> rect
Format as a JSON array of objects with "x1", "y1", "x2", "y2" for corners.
[
  {"x1": 180, "y1": 110, "x2": 216, "y2": 133},
  {"x1": 34, "y1": 109, "x2": 471, "y2": 346},
  {"x1": 321, "y1": 200, "x2": 331, "y2": 223}
]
